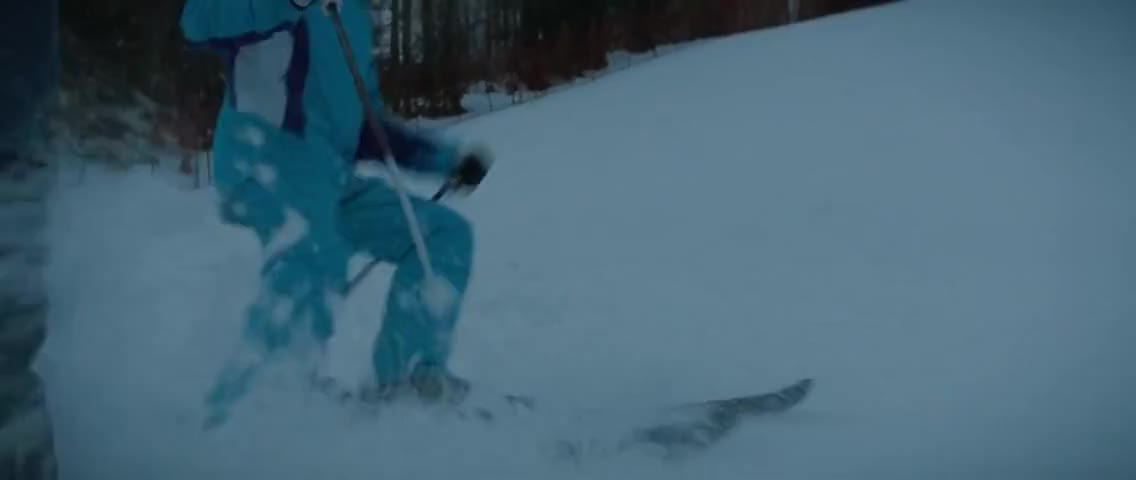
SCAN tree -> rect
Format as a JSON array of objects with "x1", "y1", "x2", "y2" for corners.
[{"x1": 55, "y1": 0, "x2": 893, "y2": 135}]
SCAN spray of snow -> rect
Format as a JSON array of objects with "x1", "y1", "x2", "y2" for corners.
[
  {"x1": 238, "y1": 125, "x2": 267, "y2": 148},
  {"x1": 253, "y1": 164, "x2": 278, "y2": 188},
  {"x1": 420, "y1": 275, "x2": 458, "y2": 320},
  {"x1": 263, "y1": 207, "x2": 306, "y2": 261},
  {"x1": 316, "y1": 256, "x2": 385, "y2": 390}
]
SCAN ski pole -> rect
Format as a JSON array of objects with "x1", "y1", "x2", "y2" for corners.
[
  {"x1": 431, "y1": 179, "x2": 456, "y2": 201},
  {"x1": 345, "y1": 181, "x2": 452, "y2": 295},
  {"x1": 325, "y1": 2, "x2": 437, "y2": 283}
]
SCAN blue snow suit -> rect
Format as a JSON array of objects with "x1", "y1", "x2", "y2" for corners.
[{"x1": 180, "y1": 0, "x2": 473, "y2": 424}]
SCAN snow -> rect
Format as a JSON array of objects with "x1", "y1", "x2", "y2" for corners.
[
  {"x1": 38, "y1": 0, "x2": 1136, "y2": 479},
  {"x1": 263, "y1": 207, "x2": 307, "y2": 260},
  {"x1": 238, "y1": 125, "x2": 267, "y2": 148},
  {"x1": 253, "y1": 163, "x2": 278, "y2": 187},
  {"x1": 410, "y1": 42, "x2": 704, "y2": 130},
  {"x1": 421, "y1": 275, "x2": 459, "y2": 320}
]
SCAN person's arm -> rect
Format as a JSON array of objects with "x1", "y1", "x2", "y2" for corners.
[
  {"x1": 347, "y1": 13, "x2": 457, "y2": 176},
  {"x1": 180, "y1": 0, "x2": 307, "y2": 50},
  {"x1": 355, "y1": 115, "x2": 459, "y2": 175}
]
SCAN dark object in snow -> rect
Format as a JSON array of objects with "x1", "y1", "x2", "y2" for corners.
[
  {"x1": 553, "y1": 378, "x2": 815, "y2": 463},
  {"x1": 630, "y1": 378, "x2": 814, "y2": 455},
  {"x1": 316, "y1": 374, "x2": 813, "y2": 462}
]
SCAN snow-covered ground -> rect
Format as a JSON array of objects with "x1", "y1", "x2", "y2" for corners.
[
  {"x1": 39, "y1": 0, "x2": 1136, "y2": 478},
  {"x1": 411, "y1": 41, "x2": 705, "y2": 130}
]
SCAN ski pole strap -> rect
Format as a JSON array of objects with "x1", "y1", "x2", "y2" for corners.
[{"x1": 431, "y1": 180, "x2": 456, "y2": 201}]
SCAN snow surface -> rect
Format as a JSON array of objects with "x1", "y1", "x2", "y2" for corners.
[{"x1": 39, "y1": 0, "x2": 1136, "y2": 478}]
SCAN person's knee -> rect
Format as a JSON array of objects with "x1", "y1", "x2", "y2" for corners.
[
  {"x1": 425, "y1": 205, "x2": 473, "y2": 259},
  {"x1": 219, "y1": 179, "x2": 285, "y2": 244}
]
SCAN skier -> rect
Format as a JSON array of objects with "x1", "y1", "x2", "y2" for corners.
[{"x1": 179, "y1": 0, "x2": 492, "y2": 425}]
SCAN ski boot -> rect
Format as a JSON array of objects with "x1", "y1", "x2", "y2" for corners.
[
  {"x1": 406, "y1": 364, "x2": 472, "y2": 405},
  {"x1": 345, "y1": 364, "x2": 471, "y2": 406}
]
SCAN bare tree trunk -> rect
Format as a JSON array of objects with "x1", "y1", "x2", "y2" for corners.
[
  {"x1": 389, "y1": 0, "x2": 402, "y2": 112},
  {"x1": 401, "y1": 0, "x2": 414, "y2": 115},
  {"x1": 485, "y1": 0, "x2": 495, "y2": 66},
  {"x1": 391, "y1": 0, "x2": 401, "y2": 65},
  {"x1": 441, "y1": 0, "x2": 463, "y2": 114},
  {"x1": 421, "y1": 0, "x2": 437, "y2": 114}
]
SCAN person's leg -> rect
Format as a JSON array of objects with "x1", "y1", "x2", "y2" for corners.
[
  {"x1": 337, "y1": 178, "x2": 473, "y2": 395},
  {"x1": 219, "y1": 179, "x2": 342, "y2": 347},
  {"x1": 203, "y1": 117, "x2": 351, "y2": 425}
]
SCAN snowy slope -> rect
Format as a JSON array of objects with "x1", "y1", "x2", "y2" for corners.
[{"x1": 40, "y1": 0, "x2": 1136, "y2": 479}]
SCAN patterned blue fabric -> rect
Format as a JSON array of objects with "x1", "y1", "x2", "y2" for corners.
[{"x1": 182, "y1": 0, "x2": 473, "y2": 426}]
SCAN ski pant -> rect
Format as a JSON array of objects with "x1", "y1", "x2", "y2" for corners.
[
  {"x1": 0, "y1": 0, "x2": 59, "y2": 477},
  {"x1": 204, "y1": 113, "x2": 472, "y2": 421}
]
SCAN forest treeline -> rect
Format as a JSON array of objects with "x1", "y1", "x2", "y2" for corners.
[{"x1": 57, "y1": 0, "x2": 894, "y2": 155}]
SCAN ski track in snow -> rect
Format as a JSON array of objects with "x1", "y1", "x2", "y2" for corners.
[{"x1": 39, "y1": 1, "x2": 1136, "y2": 478}]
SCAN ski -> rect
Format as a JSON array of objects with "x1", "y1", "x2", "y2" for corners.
[
  {"x1": 314, "y1": 375, "x2": 813, "y2": 460},
  {"x1": 548, "y1": 378, "x2": 814, "y2": 462},
  {"x1": 627, "y1": 378, "x2": 814, "y2": 454},
  {"x1": 310, "y1": 375, "x2": 538, "y2": 423}
]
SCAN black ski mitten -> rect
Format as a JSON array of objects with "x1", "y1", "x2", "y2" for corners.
[{"x1": 448, "y1": 143, "x2": 493, "y2": 192}]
